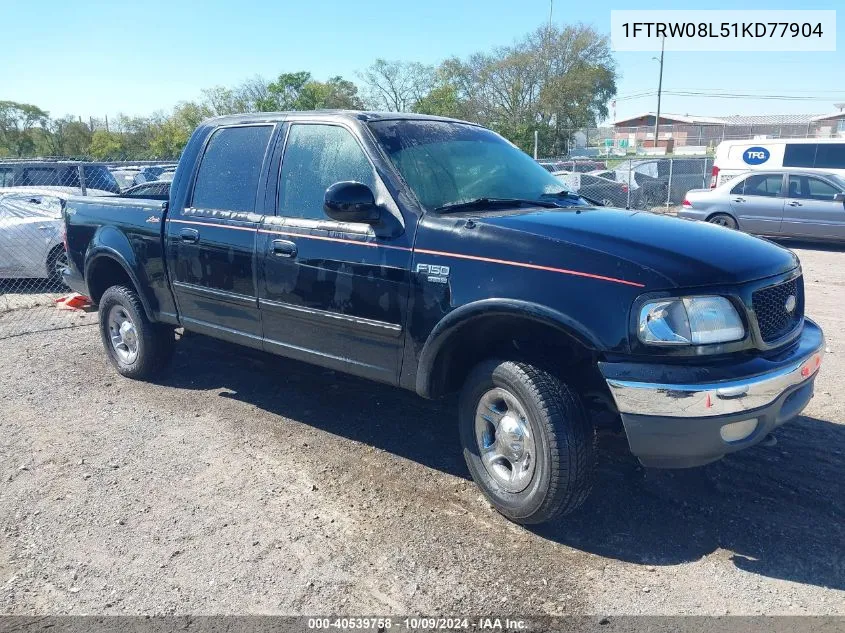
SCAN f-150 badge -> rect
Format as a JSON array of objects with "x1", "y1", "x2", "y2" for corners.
[{"x1": 416, "y1": 263, "x2": 450, "y2": 284}]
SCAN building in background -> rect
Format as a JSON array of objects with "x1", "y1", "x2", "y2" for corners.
[{"x1": 608, "y1": 111, "x2": 845, "y2": 154}]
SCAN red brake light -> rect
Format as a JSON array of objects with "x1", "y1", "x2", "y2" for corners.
[
  {"x1": 682, "y1": 198, "x2": 692, "y2": 207},
  {"x1": 710, "y1": 165, "x2": 719, "y2": 188},
  {"x1": 622, "y1": 185, "x2": 628, "y2": 193}
]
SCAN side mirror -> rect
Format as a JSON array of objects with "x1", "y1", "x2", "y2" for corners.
[
  {"x1": 324, "y1": 181, "x2": 380, "y2": 224},
  {"x1": 833, "y1": 192, "x2": 845, "y2": 203}
]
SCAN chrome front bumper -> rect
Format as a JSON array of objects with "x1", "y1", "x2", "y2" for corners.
[
  {"x1": 604, "y1": 320, "x2": 824, "y2": 418},
  {"x1": 598, "y1": 319, "x2": 824, "y2": 468}
]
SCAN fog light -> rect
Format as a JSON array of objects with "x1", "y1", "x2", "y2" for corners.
[{"x1": 719, "y1": 418, "x2": 758, "y2": 443}]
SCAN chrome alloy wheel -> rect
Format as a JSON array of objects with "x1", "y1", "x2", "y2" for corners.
[
  {"x1": 474, "y1": 387, "x2": 537, "y2": 493},
  {"x1": 107, "y1": 305, "x2": 139, "y2": 364}
]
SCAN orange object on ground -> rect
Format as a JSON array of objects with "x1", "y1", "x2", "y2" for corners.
[{"x1": 55, "y1": 294, "x2": 92, "y2": 310}]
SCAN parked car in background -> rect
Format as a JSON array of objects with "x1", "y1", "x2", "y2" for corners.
[
  {"x1": 554, "y1": 171, "x2": 641, "y2": 208},
  {"x1": 109, "y1": 167, "x2": 143, "y2": 191},
  {"x1": 156, "y1": 168, "x2": 177, "y2": 183},
  {"x1": 120, "y1": 181, "x2": 170, "y2": 200},
  {"x1": 630, "y1": 157, "x2": 713, "y2": 204},
  {"x1": 711, "y1": 138, "x2": 845, "y2": 188},
  {"x1": 589, "y1": 169, "x2": 668, "y2": 207},
  {"x1": 680, "y1": 170, "x2": 845, "y2": 241},
  {"x1": 0, "y1": 160, "x2": 121, "y2": 195},
  {"x1": 0, "y1": 188, "x2": 69, "y2": 285},
  {"x1": 133, "y1": 164, "x2": 177, "y2": 185}
]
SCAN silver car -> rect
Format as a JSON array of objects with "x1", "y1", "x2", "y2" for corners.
[
  {"x1": 0, "y1": 188, "x2": 69, "y2": 284},
  {"x1": 680, "y1": 169, "x2": 845, "y2": 241}
]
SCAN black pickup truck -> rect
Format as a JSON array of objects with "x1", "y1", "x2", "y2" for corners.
[{"x1": 63, "y1": 111, "x2": 825, "y2": 525}]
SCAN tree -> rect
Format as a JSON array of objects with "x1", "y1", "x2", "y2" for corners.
[
  {"x1": 0, "y1": 101, "x2": 49, "y2": 157},
  {"x1": 358, "y1": 59, "x2": 435, "y2": 112},
  {"x1": 88, "y1": 130, "x2": 124, "y2": 159},
  {"x1": 424, "y1": 24, "x2": 617, "y2": 155},
  {"x1": 43, "y1": 116, "x2": 93, "y2": 156}
]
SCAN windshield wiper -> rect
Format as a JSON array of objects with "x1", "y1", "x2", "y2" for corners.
[
  {"x1": 541, "y1": 190, "x2": 602, "y2": 207},
  {"x1": 435, "y1": 197, "x2": 561, "y2": 213}
]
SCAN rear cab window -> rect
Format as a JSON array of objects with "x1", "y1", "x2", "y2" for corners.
[{"x1": 191, "y1": 125, "x2": 274, "y2": 212}]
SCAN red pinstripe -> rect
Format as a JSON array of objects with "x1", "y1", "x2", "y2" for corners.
[{"x1": 168, "y1": 218, "x2": 644, "y2": 288}]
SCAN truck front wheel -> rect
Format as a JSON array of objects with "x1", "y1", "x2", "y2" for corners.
[
  {"x1": 459, "y1": 359, "x2": 596, "y2": 524},
  {"x1": 98, "y1": 285, "x2": 174, "y2": 379}
]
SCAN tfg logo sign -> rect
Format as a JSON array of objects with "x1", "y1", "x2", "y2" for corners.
[{"x1": 743, "y1": 147, "x2": 770, "y2": 165}]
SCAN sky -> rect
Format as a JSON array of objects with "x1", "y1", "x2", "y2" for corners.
[{"x1": 3, "y1": 0, "x2": 844, "y2": 124}]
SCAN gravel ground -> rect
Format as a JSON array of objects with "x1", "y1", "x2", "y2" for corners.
[{"x1": 0, "y1": 241, "x2": 843, "y2": 616}]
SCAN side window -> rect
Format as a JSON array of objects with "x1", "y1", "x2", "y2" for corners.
[
  {"x1": 278, "y1": 124, "x2": 377, "y2": 220},
  {"x1": 742, "y1": 174, "x2": 782, "y2": 198},
  {"x1": 58, "y1": 167, "x2": 81, "y2": 188},
  {"x1": 21, "y1": 168, "x2": 58, "y2": 186},
  {"x1": 814, "y1": 144, "x2": 845, "y2": 170},
  {"x1": 791, "y1": 176, "x2": 841, "y2": 201},
  {"x1": 192, "y1": 125, "x2": 273, "y2": 212},
  {"x1": 783, "y1": 144, "x2": 817, "y2": 168},
  {"x1": 730, "y1": 179, "x2": 746, "y2": 195},
  {"x1": 0, "y1": 169, "x2": 13, "y2": 187}
]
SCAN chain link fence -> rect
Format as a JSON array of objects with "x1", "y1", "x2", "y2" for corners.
[
  {"x1": 538, "y1": 156, "x2": 714, "y2": 212},
  {"x1": 0, "y1": 159, "x2": 176, "y2": 339}
]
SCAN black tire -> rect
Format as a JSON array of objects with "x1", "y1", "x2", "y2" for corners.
[
  {"x1": 98, "y1": 285, "x2": 174, "y2": 379},
  {"x1": 459, "y1": 359, "x2": 596, "y2": 525},
  {"x1": 46, "y1": 247, "x2": 69, "y2": 288},
  {"x1": 708, "y1": 213, "x2": 737, "y2": 230}
]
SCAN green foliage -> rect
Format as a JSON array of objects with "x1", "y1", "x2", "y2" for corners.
[
  {"x1": 0, "y1": 101, "x2": 49, "y2": 157},
  {"x1": 88, "y1": 130, "x2": 124, "y2": 159},
  {"x1": 0, "y1": 22, "x2": 617, "y2": 161}
]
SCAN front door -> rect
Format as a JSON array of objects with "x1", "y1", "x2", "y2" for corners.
[
  {"x1": 728, "y1": 172, "x2": 785, "y2": 235},
  {"x1": 257, "y1": 122, "x2": 412, "y2": 384},
  {"x1": 166, "y1": 124, "x2": 274, "y2": 346},
  {"x1": 782, "y1": 174, "x2": 845, "y2": 240}
]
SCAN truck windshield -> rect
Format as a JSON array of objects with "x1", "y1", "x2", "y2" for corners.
[{"x1": 368, "y1": 120, "x2": 579, "y2": 211}]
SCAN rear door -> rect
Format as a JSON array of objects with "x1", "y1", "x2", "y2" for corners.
[
  {"x1": 257, "y1": 121, "x2": 412, "y2": 384},
  {"x1": 782, "y1": 174, "x2": 845, "y2": 240},
  {"x1": 166, "y1": 124, "x2": 275, "y2": 346},
  {"x1": 728, "y1": 172, "x2": 785, "y2": 235}
]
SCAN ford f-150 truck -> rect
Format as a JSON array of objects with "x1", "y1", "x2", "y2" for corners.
[{"x1": 63, "y1": 111, "x2": 825, "y2": 525}]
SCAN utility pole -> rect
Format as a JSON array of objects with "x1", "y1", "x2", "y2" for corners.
[
  {"x1": 534, "y1": 129, "x2": 539, "y2": 159},
  {"x1": 548, "y1": 0, "x2": 553, "y2": 31},
  {"x1": 653, "y1": 36, "x2": 665, "y2": 150}
]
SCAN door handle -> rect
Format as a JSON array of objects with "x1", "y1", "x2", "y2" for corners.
[
  {"x1": 788, "y1": 201, "x2": 802, "y2": 207},
  {"x1": 37, "y1": 225, "x2": 51, "y2": 231},
  {"x1": 271, "y1": 239, "x2": 297, "y2": 258},
  {"x1": 179, "y1": 228, "x2": 200, "y2": 243},
  {"x1": 733, "y1": 197, "x2": 745, "y2": 203}
]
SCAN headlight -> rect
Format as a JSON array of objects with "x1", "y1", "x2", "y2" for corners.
[{"x1": 638, "y1": 296, "x2": 745, "y2": 345}]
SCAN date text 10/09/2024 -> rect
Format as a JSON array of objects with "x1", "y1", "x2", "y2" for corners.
[{"x1": 306, "y1": 617, "x2": 528, "y2": 630}]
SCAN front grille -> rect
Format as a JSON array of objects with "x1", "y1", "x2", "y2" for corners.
[{"x1": 752, "y1": 276, "x2": 804, "y2": 344}]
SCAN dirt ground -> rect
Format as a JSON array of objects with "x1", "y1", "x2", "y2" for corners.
[{"x1": 0, "y1": 241, "x2": 843, "y2": 616}]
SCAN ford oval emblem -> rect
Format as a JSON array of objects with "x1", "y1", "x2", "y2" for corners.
[
  {"x1": 784, "y1": 294, "x2": 797, "y2": 313},
  {"x1": 743, "y1": 147, "x2": 770, "y2": 165}
]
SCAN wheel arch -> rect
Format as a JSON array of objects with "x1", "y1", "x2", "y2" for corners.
[
  {"x1": 415, "y1": 299, "x2": 603, "y2": 399},
  {"x1": 85, "y1": 250, "x2": 154, "y2": 321},
  {"x1": 705, "y1": 210, "x2": 739, "y2": 225}
]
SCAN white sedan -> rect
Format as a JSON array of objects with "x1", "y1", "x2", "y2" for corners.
[{"x1": 0, "y1": 188, "x2": 70, "y2": 284}]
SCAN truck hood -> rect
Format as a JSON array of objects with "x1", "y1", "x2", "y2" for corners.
[{"x1": 471, "y1": 207, "x2": 799, "y2": 288}]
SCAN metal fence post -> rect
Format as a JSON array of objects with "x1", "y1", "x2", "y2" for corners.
[
  {"x1": 666, "y1": 157, "x2": 673, "y2": 208},
  {"x1": 627, "y1": 159, "x2": 632, "y2": 209}
]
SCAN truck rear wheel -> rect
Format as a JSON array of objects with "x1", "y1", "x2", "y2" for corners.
[
  {"x1": 458, "y1": 359, "x2": 595, "y2": 525},
  {"x1": 98, "y1": 285, "x2": 174, "y2": 379}
]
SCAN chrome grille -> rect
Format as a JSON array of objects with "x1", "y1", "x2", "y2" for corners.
[{"x1": 752, "y1": 276, "x2": 804, "y2": 344}]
